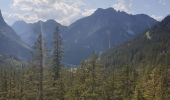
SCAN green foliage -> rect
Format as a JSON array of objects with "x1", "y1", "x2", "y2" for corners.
[{"x1": 0, "y1": 51, "x2": 169, "y2": 100}]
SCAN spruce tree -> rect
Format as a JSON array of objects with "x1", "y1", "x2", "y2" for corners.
[
  {"x1": 52, "y1": 27, "x2": 63, "y2": 80},
  {"x1": 33, "y1": 31, "x2": 45, "y2": 100}
]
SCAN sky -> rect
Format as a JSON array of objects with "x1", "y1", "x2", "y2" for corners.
[{"x1": 0, "y1": 0, "x2": 170, "y2": 26}]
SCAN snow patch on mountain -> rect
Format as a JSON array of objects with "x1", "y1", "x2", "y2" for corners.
[{"x1": 146, "y1": 31, "x2": 151, "y2": 40}]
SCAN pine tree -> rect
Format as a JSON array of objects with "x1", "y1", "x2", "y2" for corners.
[
  {"x1": 33, "y1": 31, "x2": 45, "y2": 100},
  {"x1": 52, "y1": 27, "x2": 63, "y2": 81}
]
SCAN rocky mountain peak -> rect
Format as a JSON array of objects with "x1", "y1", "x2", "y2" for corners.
[
  {"x1": 93, "y1": 7, "x2": 116, "y2": 15},
  {"x1": 160, "y1": 15, "x2": 170, "y2": 27},
  {"x1": 0, "y1": 9, "x2": 6, "y2": 26}
]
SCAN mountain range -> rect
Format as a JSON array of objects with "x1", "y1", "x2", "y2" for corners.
[
  {"x1": 0, "y1": 8, "x2": 158, "y2": 64},
  {"x1": 12, "y1": 20, "x2": 68, "y2": 48},
  {"x1": 63, "y1": 8, "x2": 157, "y2": 64}
]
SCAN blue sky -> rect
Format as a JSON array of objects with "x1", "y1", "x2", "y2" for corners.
[{"x1": 0, "y1": 0, "x2": 170, "y2": 25}]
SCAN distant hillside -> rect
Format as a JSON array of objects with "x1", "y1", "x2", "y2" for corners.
[
  {"x1": 12, "y1": 8, "x2": 158, "y2": 64},
  {"x1": 102, "y1": 15, "x2": 170, "y2": 67},
  {"x1": 12, "y1": 20, "x2": 68, "y2": 47},
  {"x1": 0, "y1": 10, "x2": 31, "y2": 60}
]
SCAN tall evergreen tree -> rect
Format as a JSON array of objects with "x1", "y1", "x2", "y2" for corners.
[
  {"x1": 33, "y1": 31, "x2": 45, "y2": 100},
  {"x1": 52, "y1": 27, "x2": 63, "y2": 80}
]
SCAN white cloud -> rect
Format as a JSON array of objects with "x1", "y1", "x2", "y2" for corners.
[
  {"x1": 113, "y1": 0, "x2": 132, "y2": 13},
  {"x1": 4, "y1": 0, "x2": 94, "y2": 25},
  {"x1": 151, "y1": 15, "x2": 164, "y2": 21},
  {"x1": 158, "y1": 0, "x2": 166, "y2": 5}
]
